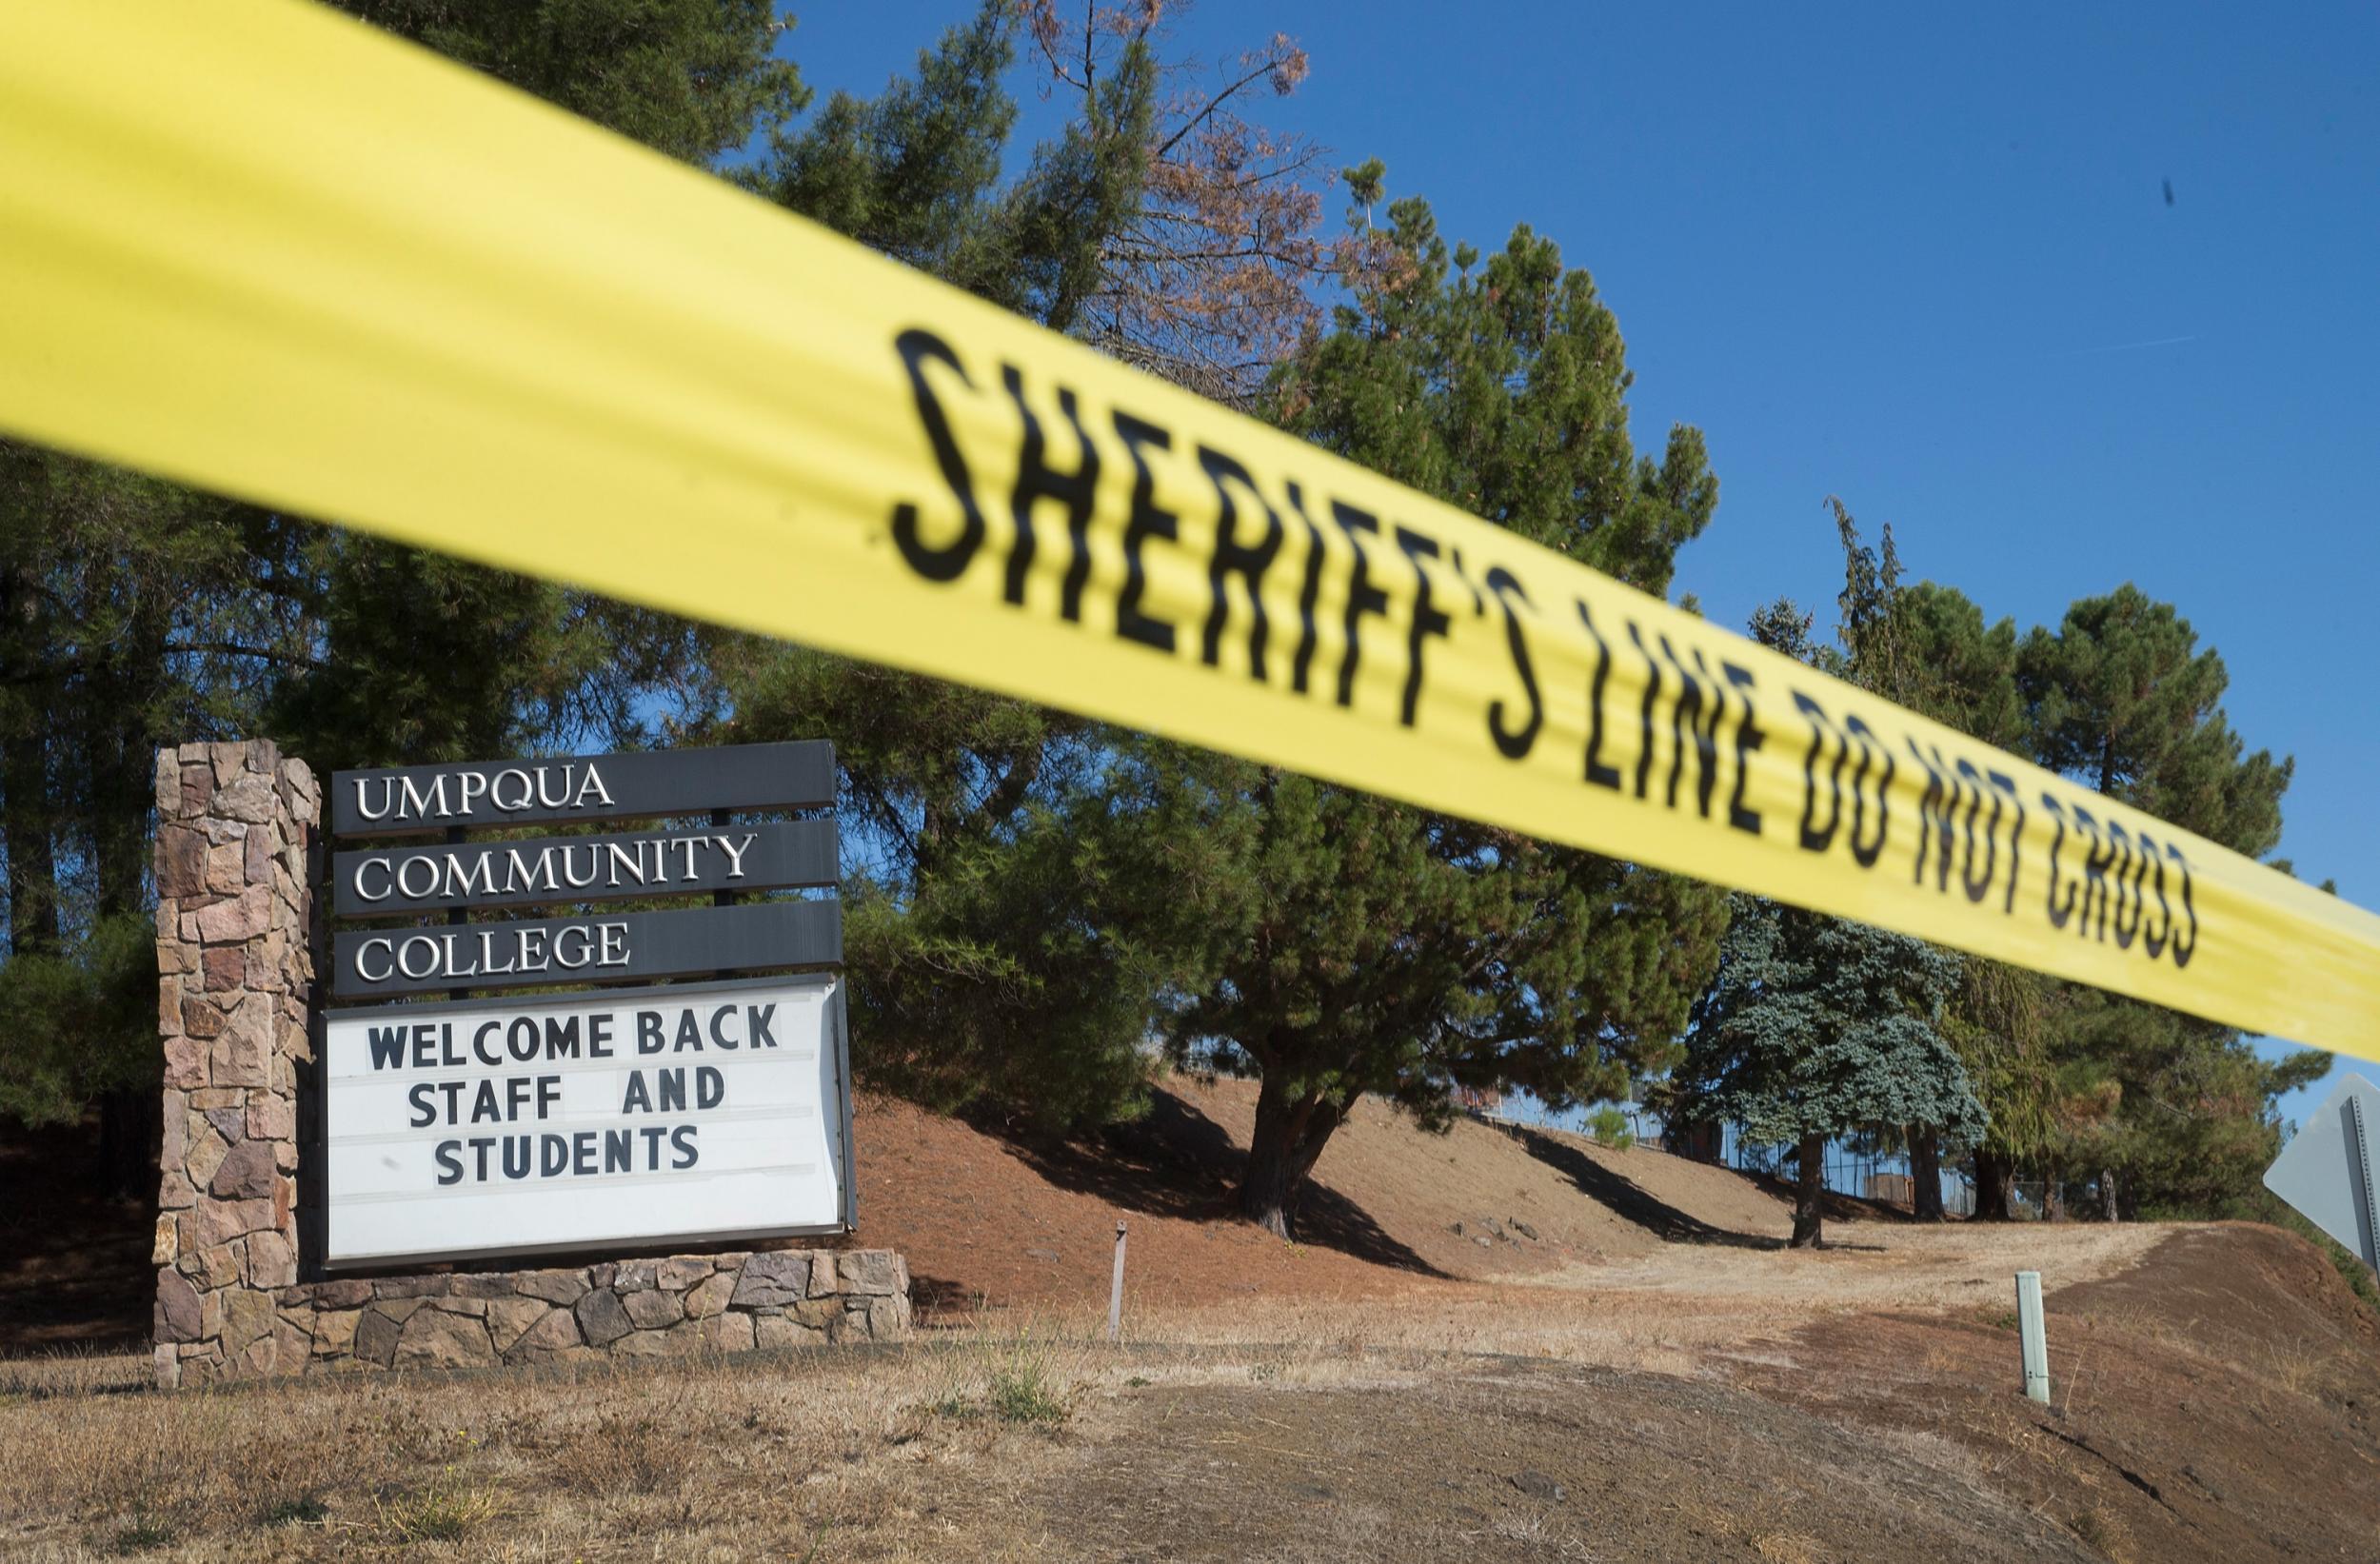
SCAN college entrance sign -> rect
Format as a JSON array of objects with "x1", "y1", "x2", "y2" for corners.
[
  {"x1": 324, "y1": 741, "x2": 853, "y2": 1267},
  {"x1": 147, "y1": 735, "x2": 902, "y2": 1389}
]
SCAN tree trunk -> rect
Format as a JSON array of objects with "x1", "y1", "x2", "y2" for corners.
[
  {"x1": 1788, "y1": 1133, "x2": 1826, "y2": 1249},
  {"x1": 1973, "y1": 1144, "x2": 2016, "y2": 1221},
  {"x1": 2100, "y1": 1167, "x2": 2120, "y2": 1222},
  {"x1": 1, "y1": 725, "x2": 59, "y2": 958},
  {"x1": 98, "y1": 1091, "x2": 160, "y2": 1200},
  {"x1": 2044, "y1": 1164, "x2": 2067, "y2": 1222},
  {"x1": 83, "y1": 598, "x2": 171, "y2": 924},
  {"x1": 1240, "y1": 1071, "x2": 1346, "y2": 1239},
  {"x1": 1910, "y1": 1125, "x2": 1944, "y2": 1221}
]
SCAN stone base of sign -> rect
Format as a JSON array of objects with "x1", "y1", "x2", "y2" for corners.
[
  {"x1": 151, "y1": 739, "x2": 319, "y2": 1391},
  {"x1": 280, "y1": 1249, "x2": 912, "y2": 1373}
]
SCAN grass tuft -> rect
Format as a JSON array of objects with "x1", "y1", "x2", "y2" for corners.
[
  {"x1": 109, "y1": 1505, "x2": 174, "y2": 1554},
  {"x1": 985, "y1": 1351, "x2": 1069, "y2": 1425},
  {"x1": 375, "y1": 1469, "x2": 504, "y2": 1544},
  {"x1": 935, "y1": 1335, "x2": 1072, "y2": 1425},
  {"x1": 259, "y1": 1493, "x2": 329, "y2": 1528},
  {"x1": 2066, "y1": 1504, "x2": 2133, "y2": 1560}
]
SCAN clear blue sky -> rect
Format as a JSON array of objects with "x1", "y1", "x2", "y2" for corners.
[{"x1": 779, "y1": 2, "x2": 2379, "y2": 1123}]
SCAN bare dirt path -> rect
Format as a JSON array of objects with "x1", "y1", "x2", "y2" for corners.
[
  {"x1": 969, "y1": 1358, "x2": 2100, "y2": 1563},
  {"x1": 885, "y1": 1225, "x2": 2380, "y2": 1563},
  {"x1": 4, "y1": 1223, "x2": 2370, "y2": 1560}
]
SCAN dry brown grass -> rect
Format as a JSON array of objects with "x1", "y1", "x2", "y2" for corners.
[
  {"x1": 0, "y1": 1324, "x2": 1130, "y2": 1561},
  {"x1": 0, "y1": 1220, "x2": 2211, "y2": 1560}
]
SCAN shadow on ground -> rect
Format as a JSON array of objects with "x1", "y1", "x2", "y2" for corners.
[
  {"x1": 0, "y1": 1119, "x2": 153, "y2": 1356},
  {"x1": 1508, "y1": 1126, "x2": 1786, "y2": 1251},
  {"x1": 988, "y1": 1090, "x2": 1447, "y2": 1278}
]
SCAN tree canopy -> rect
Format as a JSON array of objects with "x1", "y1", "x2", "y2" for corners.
[
  {"x1": 1163, "y1": 180, "x2": 1729, "y2": 1237},
  {"x1": 0, "y1": 1, "x2": 2342, "y2": 1253},
  {"x1": 1675, "y1": 901, "x2": 1981, "y2": 1245}
]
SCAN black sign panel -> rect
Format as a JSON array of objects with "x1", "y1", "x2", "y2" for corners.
[
  {"x1": 331, "y1": 820, "x2": 839, "y2": 918},
  {"x1": 330, "y1": 741, "x2": 834, "y2": 838},
  {"x1": 331, "y1": 900, "x2": 843, "y2": 999}
]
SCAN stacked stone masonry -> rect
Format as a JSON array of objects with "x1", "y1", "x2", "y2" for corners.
[
  {"x1": 150, "y1": 739, "x2": 909, "y2": 1389},
  {"x1": 151, "y1": 740, "x2": 318, "y2": 1389},
  {"x1": 294, "y1": 1250, "x2": 912, "y2": 1371}
]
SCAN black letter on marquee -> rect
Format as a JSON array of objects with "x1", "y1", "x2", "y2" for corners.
[
  {"x1": 890, "y1": 329, "x2": 985, "y2": 583},
  {"x1": 1003, "y1": 366, "x2": 1101, "y2": 615},
  {"x1": 1111, "y1": 410, "x2": 1179, "y2": 653},
  {"x1": 1484, "y1": 568, "x2": 1541, "y2": 760},
  {"x1": 1199, "y1": 446, "x2": 1283, "y2": 681}
]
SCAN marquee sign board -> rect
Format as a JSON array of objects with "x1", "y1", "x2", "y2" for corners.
[
  {"x1": 331, "y1": 818, "x2": 839, "y2": 918},
  {"x1": 321, "y1": 740, "x2": 851, "y2": 1268},
  {"x1": 330, "y1": 740, "x2": 834, "y2": 837},
  {"x1": 329, "y1": 898, "x2": 843, "y2": 998},
  {"x1": 322, "y1": 976, "x2": 853, "y2": 1267}
]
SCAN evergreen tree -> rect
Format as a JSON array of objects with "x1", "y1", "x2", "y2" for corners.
[
  {"x1": 1674, "y1": 901, "x2": 1981, "y2": 1247},
  {"x1": 710, "y1": 4, "x2": 1353, "y2": 1127},
  {"x1": 1810, "y1": 505, "x2": 2327, "y2": 1223},
  {"x1": 337, "y1": 0, "x2": 806, "y2": 166},
  {"x1": 1167, "y1": 183, "x2": 1729, "y2": 1237},
  {"x1": 2017, "y1": 584, "x2": 2291, "y2": 859},
  {"x1": 2014, "y1": 584, "x2": 2322, "y2": 1218},
  {"x1": 0, "y1": 0, "x2": 801, "y2": 1165}
]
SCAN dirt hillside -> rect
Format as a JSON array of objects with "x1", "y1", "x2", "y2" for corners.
[
  {"x1": 9, "y1": 1074, "x2": 2380, "y2": 1559},
  {"x1": 856, "y1": 1073, "x2": 1814, "y2": 1315}
]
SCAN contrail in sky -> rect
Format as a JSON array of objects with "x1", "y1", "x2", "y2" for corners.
[{"x1": 2053, "y1": 333, "x2": 2199, "y2": 358}]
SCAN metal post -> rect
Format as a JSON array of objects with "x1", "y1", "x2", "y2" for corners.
[
  {"x1": 2343, "y1": 1098, "x2": 2379, "y2": 1274},
  {"x1": 2015, "y1": 1270, "x2": 2050, "y2": 1405},
  {"x1": 1107, "y1": 1221, "x2": 1128, "y2": 1343}
]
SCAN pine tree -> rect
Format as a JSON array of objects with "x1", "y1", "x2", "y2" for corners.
[
  {"x1": 1808, "y1": 505, "x2": 2327, "y2": 1223},
  {"x1": 1674, "y1": 902, "x2": 1981, "y2": 1246},
  {"x1": 1168, "y1": 182, "x2": 1729, "y2": 1237},
  {"x1": 711, "y1": 4, "x2": 1358, "y2": 1128},
  {"x1": 0, "y1": 0, "x2": 801, "y2": 1164}
]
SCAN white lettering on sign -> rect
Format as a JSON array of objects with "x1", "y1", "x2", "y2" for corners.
[
  {"x1": 351, "y1": 922, "x2": 631, "y2": 984},
  {"x1": 349, "y1": 832, "x2": 758, "y2": 905},
  {"x1": 325, "y1": 979, "x2": 849, "y2": 1265},
  {"x1": 351, "y1": 761, "x2": 616, "y2": 824}
]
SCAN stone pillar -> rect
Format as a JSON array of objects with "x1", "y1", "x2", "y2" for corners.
[{"x1": 150, "y1": 739, "x2": 318, "y2": 1389}]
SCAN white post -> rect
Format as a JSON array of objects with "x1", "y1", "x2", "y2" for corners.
[
  {"x1": 2015, "y1": 1269, "x2": 2050, "y2": 1405},
  {"x1": 1108, "y1": 1220, "x2": 1128, "y2": 1343}
]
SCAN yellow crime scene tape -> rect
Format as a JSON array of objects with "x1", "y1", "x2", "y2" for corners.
[{"x1": 2, "y1": 0, "x2": 2376, "y2": 1059}]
